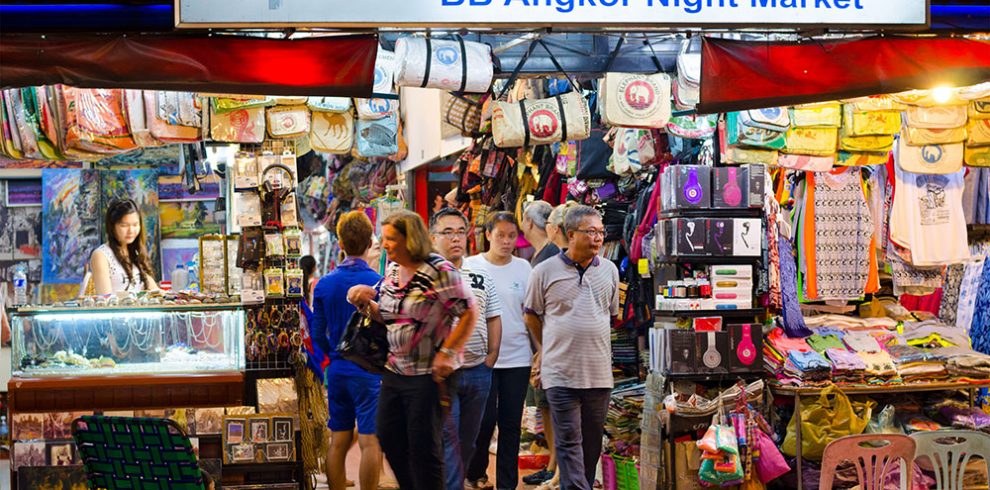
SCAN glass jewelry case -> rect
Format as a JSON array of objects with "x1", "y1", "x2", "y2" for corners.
[{"x1": 10, "y1": 304, "x2": 245, "y2": 378}]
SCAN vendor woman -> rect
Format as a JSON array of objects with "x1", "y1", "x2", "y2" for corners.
[{"x1": 90, "y1": 199, "x2": 158, "y2": 295}]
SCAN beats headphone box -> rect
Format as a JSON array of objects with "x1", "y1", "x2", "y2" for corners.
[
  {"x1": 662, "y1": 218, "x2": 709, "y2": 256},
  {"x1": 663, "y1": 165, "x2": 712, "y2": 211},
  {"x1": 713, "y1": 166, "x2": 749, "y2": 209},
  {"x1": 728, "y1": 323, "x2": 763, "y2": 373},
  {"x1": 694, "y1": 331, "x2": 730, "y2": 374},
  {"x1": 708, "y1": 218, "x2": 734, "y2": 256},
  {"x1": 665, "y1": 329, "x2": 697, "y2": 374}
]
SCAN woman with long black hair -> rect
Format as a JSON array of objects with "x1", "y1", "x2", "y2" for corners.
[{"x1": 89, "y1": 199, "x2": 158, "y2": 295}]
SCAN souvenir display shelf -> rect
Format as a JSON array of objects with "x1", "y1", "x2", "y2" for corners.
[
  {"x1": 7, "y1": 304, "x2": 246, "y2": 413},
  {"x1": 770, "y1": 380, "x2": 990, "y2": 490}
]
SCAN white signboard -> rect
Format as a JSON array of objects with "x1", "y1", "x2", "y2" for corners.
[{"x1": 177, "y1": 0, "x2": 929, "y2": 28}]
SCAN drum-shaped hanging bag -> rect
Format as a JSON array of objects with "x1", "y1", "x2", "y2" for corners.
[{"x1": 393, "y1": 37, "x2": 494, "y2": 93}]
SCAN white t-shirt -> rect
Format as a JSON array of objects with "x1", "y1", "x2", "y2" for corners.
[
  {"x1": 890, "y1": 142, "x2": 970, "y2": 266},
  {"x1": 464, "y1": 254, "x2": 533, "y2": 368}
]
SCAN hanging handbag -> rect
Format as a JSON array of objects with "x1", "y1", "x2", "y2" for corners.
[
  {"x1": 356, "y1": 113, "x2": 399, "y2": 157},
  {"x1": 393, "y1": 36, "x2": 494, "y2": 93},
  {"x1": 968, "y1": 99, "x2": 990, "y2": 120},
  {"x1": 902, "y1": 125, "x2": 968, "y2": 146},
  {"x1": 307, "y1": 97, "x2": 352, "y2": 113},
  {"x1": 444, "y1": 93, "x2": 487, "y2": 137},
  {"x1": 668, "y1": 114, "x2": 717, "y2": 140},
  {"x1": 598, "y1": 72, "x2": 672, "y2": 129},
  {"x1": 356, "y1": 98, "x2": 399, "y2": 120},
  {"x1": 839, "y1": 126, "x2": 895, "y2": 152},
  {"x1": 211, "y1": 105, "x2": 266, "y2": 143},
  {"x1": 337, "y1": 310, "x2": 390, "y2": 375},
  {"x1": 266, "y1": 105, "x2": 311, "y2": 139},
  {"x1": 965, "y1": 145, "x2": 990, "y2": 167},
  {"x1": 311, "y1": 110, "x2": 354, "y2": 154},
  {"x1": 842, "y1": 105, "x2": 901, "y2": 136},
  {"x1": 776, "y1": 153, "x2": 835, "y2": 172},
  {"x1": 790, "y1": 102, "x2": 842, "y2": 128},
  {"x1": 675, "y1": 37, "x2": 701, "y2": 108},
  {"x1": 742, "y1": 107, "x2": 790, "y2": 132},
  {"x1": 493, "y1": 91, "x2": 591, "y2": 148},
  {"x1": 967, "y1": 118, "x2": 990, "y2": 146},
  {"x1": 718, "y1": 117, "x2": 779, "y2": 166},
  {"x1": 145, "y1": 91, "x2": 200, "y2": 143},
  {"x1": 726, "y1": 111, "x2": 786, "y2": 150},
  {"x1": 904, "y1": 105, "x2": 968, "y2": 129},
  {"x1": 783, "y1": 127, "x2": 838, "y2": 156}
]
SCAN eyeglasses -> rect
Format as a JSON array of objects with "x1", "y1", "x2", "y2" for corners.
[
  {"x1": 434, "y1": 230, "x2": 468, "y2": 238},
  {"x1": 574, "y1": 229, "x2": 606, "y2": 238}
]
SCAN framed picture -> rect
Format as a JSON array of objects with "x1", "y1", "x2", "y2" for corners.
[
  {"x1": 13, "y1": 442, "x2": 46, "y2": 470},
  {"x1": 225, "y1": 419, "x2": 245, "y2": 445},
  {"x1": 12, "y1": 413, "x2": 44, "y2": 441},
  {"x1": 194, "y1": 408, "x2": 224, "y2": 435},
  {"x1": 47, "y1": 442, "x2": 75, "y2": 466},
  {"x1": 272, "y1": 417, "x2": 293, "y2": 443},
  {"x1": 266, "y1": 442, "x2": 291, "y2": 462},
  {"x1": 231, "y1": 444, "x2": 255, "y2": 463},
  {"x1": 6, "y1": 179, "x2": 43, "y2": 207},
  {"x1": 249, "y1": 419, "x2": 269, "y2": 444}
]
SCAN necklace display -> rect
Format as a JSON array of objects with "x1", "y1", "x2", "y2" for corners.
[
  {"x1": 131, "y1": 317, "x2": 159, "y2": 353},
  {"x1": 109, "y1": 319, "x2": 132, "y2": 356},
  {"x1": 189, "y1": 312, "x2": 224, "y2": 350},
  {"x1": 31, "y1": 320, "x2": 62, "y2": 354}
]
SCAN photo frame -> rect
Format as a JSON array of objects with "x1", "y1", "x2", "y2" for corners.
[
  {"x1": 265, "y1": 442, "x2": 291, "y2": 462},
  {"x1": 224, "y1": 419, "x2": 245, "y2": 445},
  {"x1": 249, "y1": 419, "x2": 269, "y2": 444},
  {"x1": 231, "y1": 443, "x2": 255, "y2": 463},
  {"x1": 194, "y1": 408, "x2": 224, "y2": 435},
  {"x1": 12, "y1": 413, "x2": 44, "y2": 441},
  {"x1": 272, "y1": 417, "x2": 293, "y2": 443},
  {"x1": 199, "y1": 235, "x2": 228, "y2": 294},
  {"x1": 13, "y1": 442, "x2": 46, "y2": 470},
  {"x1": 47, "y1": 442, "x2": 75, "y2": 466}
]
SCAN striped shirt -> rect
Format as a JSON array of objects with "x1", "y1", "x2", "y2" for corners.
[
  {"x1": 378, "y1": 254, "x2": 475, "y2": 376},
  {"x1": 460, "y1": 266, "x2": 502, "y2": 368},
  {"x1": 524, "y1": 252, "x2": 619, "y2": 390}
]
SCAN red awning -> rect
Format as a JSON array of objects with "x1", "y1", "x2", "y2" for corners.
[
  {"x1": 700, "y1": 37, "x2": 990, "y2": 114},
  {"x1": 0, "y1": 34, "x2": 379, "y2": 97}
]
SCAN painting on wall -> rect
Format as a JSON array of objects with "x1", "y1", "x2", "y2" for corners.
[
  {"x1": 101, "y1": 169, "x2": 161, "y2": 278},
  {"x1": 16, "y1": 464, "x2": 88, "y2": 490},
  {"x1": 0, "y1": 154, "x2": 82, "y2": 169},
  {"x1": 160, "y1": 201, "x2": 220, "y2": 239},
  {"x1": 6, "y1": 179, "x2": 43, "y2": 206},
  {"x1": 158, "y1": 173, "x2": 221, "y2": 202},
  {"x1": 94, "y1": 144, "x2": 182, "y2": 169},
  {"x1": 160, "y1": 239, "x2": 199, "y2": 284},
  {"x1": 41, "y1": 169, "x2": 102, "y2": 285}
]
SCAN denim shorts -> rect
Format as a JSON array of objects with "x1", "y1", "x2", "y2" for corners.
[{"x1": 327, "y1": 372, "x2": 381, "y2": 435}]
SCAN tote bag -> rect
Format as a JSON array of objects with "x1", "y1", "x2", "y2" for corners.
[
  {"x1": 311, "y1": 111, "x2": 354, "y2": 154},
  {"x1": 393, "y1": 36, "x2": 494, "y2": 93},
  {"x1": 598, "y1": 72, "x2": 672, "y2": 129},
  {"x1": 492, "y1": 91, "x2": 591, "y2": 148}
]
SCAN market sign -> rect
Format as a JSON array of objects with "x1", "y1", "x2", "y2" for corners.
[{"x1": 176, "y1": 0, "x2": 929, "y2": 29}]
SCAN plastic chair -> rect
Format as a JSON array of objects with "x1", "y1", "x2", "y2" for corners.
[
  {"x1": 819, "y1": 434, "x2": 916, "y2": 490},
  {"x1": 72, "y1": 415, "x2": 205, "y2": 490},
  {"x1": 911, "y1": 430, "x2": 990, "y2": 490}
]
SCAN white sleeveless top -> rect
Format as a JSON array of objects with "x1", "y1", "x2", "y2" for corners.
[{"x1": 95, "y1": 244, "x2": 143, "y2": 293}]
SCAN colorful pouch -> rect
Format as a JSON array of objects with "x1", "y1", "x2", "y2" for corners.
[
  {"x1": 791, "y1": 102, "x2": 841, "y2": 127},
  {"x1": 266, "y1": 105, "x2": 311, "y2": 139},
  {"x1": 783, "y1": 127, "x2": 838, "y2": 156}
]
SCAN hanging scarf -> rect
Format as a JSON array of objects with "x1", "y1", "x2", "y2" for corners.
[{"x1": 778, "y1": 234, "x2": 812, "y2": 338}]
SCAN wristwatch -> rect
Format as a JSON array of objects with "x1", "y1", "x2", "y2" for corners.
[{"x1": 439, "y1": 347, "x2": 459, "y2": 358}]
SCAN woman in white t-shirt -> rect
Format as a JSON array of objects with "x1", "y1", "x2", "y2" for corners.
[
  {"x1": 463, "y1": 211, "x2": 533, "y2": 490},
  {"x1": 90, "y1": 199, "x2": 158, "y2": 295}
]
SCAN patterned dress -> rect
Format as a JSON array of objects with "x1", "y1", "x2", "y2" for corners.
[{"x1": 808, "y1": 168, "x2": 874, "y2": 301}]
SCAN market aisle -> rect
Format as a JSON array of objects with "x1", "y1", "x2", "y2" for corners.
[{"x1": 315, "y1": 446, "x2": 539, "y2": 489}]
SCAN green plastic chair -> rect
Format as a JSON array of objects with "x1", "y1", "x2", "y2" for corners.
[
  {"x1": 72, "y1": 415, "x2": 205, "y2": 490},
  {"x1": 911, "y1": 430, "x2": 990, "y2": 490}
]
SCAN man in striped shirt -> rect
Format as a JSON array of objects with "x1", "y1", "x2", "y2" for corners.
[
  {"x1": 524, "y1": 205, "x2": 619, "y2": 490},
  {"x1": 431, "y1": 208, "x2": 503, "y2": 490}
]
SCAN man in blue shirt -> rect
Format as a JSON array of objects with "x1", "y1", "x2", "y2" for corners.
[{"x1": 311, "y1": 210, "x2": 383, "y2": 490}]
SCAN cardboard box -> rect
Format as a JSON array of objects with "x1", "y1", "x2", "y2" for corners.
[
  {"x1": 710, "y1": 264, "x2": 753, "y2": 280},
  {"x1": 732, "y1": 218, "x2": 762, "y2": 256},
  {"x1": 662, "y1": 218, "x2": 708, "y2": 256},
  {"x1": 666, "y1": 329, "x2": 697, "y2": 374},
  {"x1": 713, "y1": 166, "x2": 749, "y2": 208},
  {"x1": 708, "y1": 218, "x2": 734, "y2": 256},
  {"x1": 695, "y1": 331, "x2": 731, "y2": 374},
  {"x1": 728, "y1": 323, "x2": 764, "y2": 373},
  {"x1": 664, "y1": 165, "x2": 712, "y2": 211},
  {"x1": 745, "y1": 164, "x2": 767, "y2": 208}
]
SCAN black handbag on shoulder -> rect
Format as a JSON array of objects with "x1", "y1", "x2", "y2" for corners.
[{"x1": 337, "y1": 311, "x2": 390, "y2": 376}]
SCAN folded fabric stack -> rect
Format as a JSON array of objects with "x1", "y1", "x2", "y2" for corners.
[
  {"x1": 804, "y1": 314, "x2": 899, "y2": 331},
  {"x1": 765, "y1": 328, "x2": 816, "y2": 385},
  {"x1": 783, "y1": 350, "x2": 832, "y2": 385},
  {"x1": 934, "y1": 346, "x2": 990, "y2": 379},
  {"x1": 824, "y1": 348, "x2": 867, "y2": 384},
  {"x1": 885, "y1": 344, "x2": 948, "y2": 383},
  {"x1": 843, "y1": 331, "x2": 901, "y2": 383},
  {"x1": 605, "y1": 384, "x2": 644, "y2": 458}
]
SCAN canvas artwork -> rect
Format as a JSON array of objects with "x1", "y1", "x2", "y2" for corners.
[
  {"x1": 101, "y1": 169, "x2": 161, "y2": 278},
  {"x1": 194, "y1": 408, "x2": 224, "y2": 435},
  {"x1": 44, "y1": 412, "x2": 89, "y2": 440},
  {"x1": 9, "y1": 207, "x2": 42, "y2": 259},
  {"x1": 0, "y1": 154, "x2": 82, "y2": 169},
  {"x1": 6, "y1": 179, "x2": 43, "y2": 206},
  {"x1": 158, "y1": 174, "x2": 221, "y2": 202},
  {"x1": 160, "y1": 239, "x2": 199, "y2": 283},
  {"x1": 13, "y1": 442, "x2": 47, "y2": 470},
  {"x1": 160, "y1": 201, "x2": 221, "y2": 239},
  {"x1": 94, "y1": 144, "x2": 182, "y2": 169},
  {"x1": 16, "y1": 465, "x2": 88, "y2": 490},
  {"x1": 41, "y1": 169, "x2": 102, "y2": 285},
  {"x1": 48, "y1": 442, "x2": 76, "y2": 466},
  {"x1": 12, "y1": 413, "x2": 44, "y2": 441}
]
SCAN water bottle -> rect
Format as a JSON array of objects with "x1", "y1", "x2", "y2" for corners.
[
  {"x1": 0, "y1": 415, "x2": 8, "y2": 448},
  {"x1": 172, "y1": 263, "x2": 189, "y2": 292},
  {"x1": 13, "y1": 263, "x2": 27, "y2": 306},
  {"x1": 186, "y1": 261, "x2": 199, "y2": 292}
]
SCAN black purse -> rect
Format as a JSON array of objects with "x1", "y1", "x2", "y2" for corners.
[{"x1": 337, "y1": 311, "x2": 390, "y2": 376}]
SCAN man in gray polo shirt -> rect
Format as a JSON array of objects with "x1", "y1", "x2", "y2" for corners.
[{"x1": 523, "y1": 205, "x2": 619, "y2": 490}]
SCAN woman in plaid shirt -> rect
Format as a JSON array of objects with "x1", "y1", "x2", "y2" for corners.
[{"x1": 348, "y1": 210, "x2": 478, "y2": 489}]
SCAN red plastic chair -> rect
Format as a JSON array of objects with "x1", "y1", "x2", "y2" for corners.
[{"x1": 819, "y1": 434, "x2": 916, "y2": 490}]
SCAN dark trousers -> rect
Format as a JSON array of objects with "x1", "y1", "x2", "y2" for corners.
[
  {"x1": 545, "y1": 387, "x2": 611, "y2": 490},
  {"x1": 378, "y1": 372, "x2": 446, "y2": 490},
  {"x1": 465, "y1": 367, "x2": 531, "y2": 489}
]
